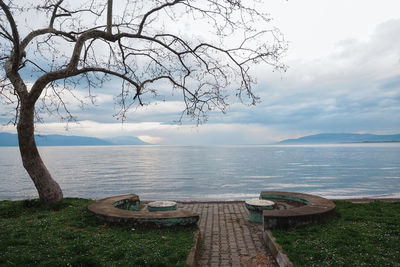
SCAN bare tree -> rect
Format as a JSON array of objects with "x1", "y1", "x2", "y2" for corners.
[{"x1": 0, "y1": 0, "x2": 286, "y2": 204}]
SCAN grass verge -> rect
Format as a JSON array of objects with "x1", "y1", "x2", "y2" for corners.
[
  {"x1": 0, "y1": 198, "x2": 195, "y2": 266},
  {"x1": 272, "y1": 201, "x2": 400, "y2": 266}
]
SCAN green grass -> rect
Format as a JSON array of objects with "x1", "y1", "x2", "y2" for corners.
[
  {"x1": 0, "y1": 198, "x2": 195, "y2": 266},
  {"x1": 272, "y1": 201, "x2": 400, "y2": 266}
]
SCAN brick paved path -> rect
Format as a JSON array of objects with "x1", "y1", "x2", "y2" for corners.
[{"x1": 180, "y1": 202, "x2": 277, "y2": 267}]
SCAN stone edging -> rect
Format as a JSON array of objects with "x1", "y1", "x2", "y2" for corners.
[
  {"x1": 263, "y1": 230, "x2": 293, "y2": 267},
  {"x1": 186, "y1": 229, "x2": 201, "y2": 267}
]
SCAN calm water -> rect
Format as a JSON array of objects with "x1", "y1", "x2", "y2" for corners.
[{"x1": 1, "y1": 144, "x2": 400, "y2": 201}]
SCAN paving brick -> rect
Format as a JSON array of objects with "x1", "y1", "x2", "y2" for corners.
[{"x1": 181, "y1": 202, "x2": 277, "y2": 267}]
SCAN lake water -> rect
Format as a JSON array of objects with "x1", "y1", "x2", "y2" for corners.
[{"x1": 1, "y1": 144, "x2": 399, "y2": 201}]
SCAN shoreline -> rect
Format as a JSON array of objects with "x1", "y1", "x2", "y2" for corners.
[
  {"x1": 2, "y1": 190, "x2": 400, "y2": 203},
  {"x1": 2, "y1": 197, "x2": 399, "y2": 203},
  {"x1": 174, "y1": 198, "x2": 400, "y2": 204}
]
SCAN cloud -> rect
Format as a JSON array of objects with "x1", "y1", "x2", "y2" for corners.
[
  {"x1": 2, "y1": 2, "x2": 399, "y2": 144},
  {"x1": 1, "y1": 120, "x2": 280, "y2": 144},
  {"x1": 3, "y1": 19, "x2": 399, "y2": 142},
  {"x1": 127, "y1": 101, "x2": 186, "y2": 116},
  {"x1": 137, "y1": 135, "x2": 164, "y2": 144},
  {"x1": 238, "y1": 18, "x2": 400, "y2": 136}
]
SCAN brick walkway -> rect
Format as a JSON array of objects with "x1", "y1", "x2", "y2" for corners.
[{"x1": 180, "y1": 202, "x2": 277, "y2": 267}]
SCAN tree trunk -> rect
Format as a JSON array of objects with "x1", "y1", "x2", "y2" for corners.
[{"x1": 17, "y1": 101, "x2": 63, "y2": 204}]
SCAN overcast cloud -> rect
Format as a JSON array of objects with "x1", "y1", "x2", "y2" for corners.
[{"x1": 1, "y1": 0, "x2": 399, "y2": 144}]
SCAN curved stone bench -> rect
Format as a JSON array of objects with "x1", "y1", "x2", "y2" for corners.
[
  {"x1": 260, "y1": 191, "x2": 336, "y2": 229},
  {"x1": 88, "y1": 194, "x2": 199, "y2": 227}
]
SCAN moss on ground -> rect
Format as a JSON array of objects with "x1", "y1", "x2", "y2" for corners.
[{"x1": 0, "y1": 198, "x2": 195, "y2": 266}]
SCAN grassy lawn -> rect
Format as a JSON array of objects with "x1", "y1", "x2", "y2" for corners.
[
  {"x1": 0, "y1": 198, "x2": 195, "y2": 266},
  {"x1": 272, "y1": 201, "x2": 400, "y2": 266}
]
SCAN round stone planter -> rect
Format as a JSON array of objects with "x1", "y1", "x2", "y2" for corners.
[
  {"x1": 147, "y1": 201, "x2": 177, "y2": 212},
  {"x1": 245, "y1": 199, "x2": 276, "y2": 223}
]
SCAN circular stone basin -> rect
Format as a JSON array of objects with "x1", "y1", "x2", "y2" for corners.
[
  {"x1": 147, "y1": 201, "x2": 177, "y2": 212},
  {"x1": 245, "y1": 199, "x2": 276, "y2": 223}
]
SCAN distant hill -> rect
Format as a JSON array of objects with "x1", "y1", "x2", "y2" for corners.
[
  {"x1": 278, "y1": 133, "x2": 400, "y2": 144},
  {"x1": 0, "y1": 132, "x2": 19, "y2": 146},
  {"x1": 0, "y1": 132, "x2": 149, "y2": 146},
  {"x1": 104, "y1": 136, "x2": 148, "y2": 145}
]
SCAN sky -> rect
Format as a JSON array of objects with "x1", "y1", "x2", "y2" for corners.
[{"x1": 1, "y1": 0, "x2": 400, "y2": 144}]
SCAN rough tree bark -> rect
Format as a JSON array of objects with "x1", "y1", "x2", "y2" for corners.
[
  {"x1": 0, "y1": 0, "x2": 286, "y2": 204},
  {"x1": 17, "y1": 100, "x2": 63, "y2": 203}
]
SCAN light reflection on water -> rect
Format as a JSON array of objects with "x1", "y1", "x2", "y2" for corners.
[{"x1": 0, "y1": 143, "x2": 400, "y2": 200}]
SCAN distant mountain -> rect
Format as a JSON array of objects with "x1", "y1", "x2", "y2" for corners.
[
  {"x1": 0, "y1": 132, "x2": 149, "y2": 146},
  {"x1": 0, "y1": 132, "x2": 19, "y2": 146},
  {"x1": 35, "y1": 134, "x2": 111, "y2": 146},
  {"x1": 104, "y1": 136, "x2": 148, "y2": 145},
  {"x1": 278, "y1": 133, "x2": 400, "y2": 144}
]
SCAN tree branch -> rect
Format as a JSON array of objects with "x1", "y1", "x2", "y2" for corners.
[
  {"x1": 138, "y1": 0, "x2": 183, "y2": 35},
  {"x1": 106, "y1": 0, "x2": 112, "y2": 34},
  {"x1": 49, "y1": 0, "x2": 64, "y2": 28},
  {"x1": 0, "y1": 0, "x2": 21, "y2": 72},
  {"x1": 21, "y1": 28, "x2": 76, "y2": 50},
  {"x1": 0, "y1": 23, "x2": 13, "y2": 41}
]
